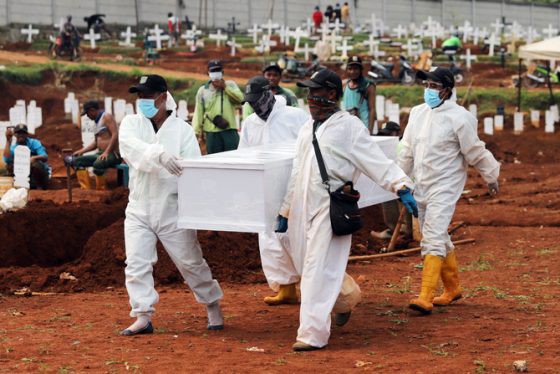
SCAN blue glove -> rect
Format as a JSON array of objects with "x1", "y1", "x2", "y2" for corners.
[
  {"x1": 397, "y1": 188, "x2": 418, "y2": 218},
  {"x1": 275, "y1": 215, "x2": 288, "y2": 233}
]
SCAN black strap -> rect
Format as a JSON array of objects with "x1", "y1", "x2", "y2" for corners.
[{"x1": 311, "y1": 121, "x2": 331, "y2": 192}]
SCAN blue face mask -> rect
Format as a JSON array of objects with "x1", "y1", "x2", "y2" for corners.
[
  {"x1": 424, "y1": 88, "x2": 443, "y2": 109},
  {"x1": 138, "y1": 95, "x2": 161, "y2": 118}
]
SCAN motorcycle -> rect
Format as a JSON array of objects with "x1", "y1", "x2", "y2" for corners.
[
  {"x1": 277, "y1": 54, "x2": 325, "y2": 82},
  {"x1": 439, "y1": 49, "x2": 466, "y2": 84},
  {"x1": 48, "y1": 33, "x2": 81, "y2": 61},
  {"x1": 523, "y1": 64, "x2": 560, "y2": 88},
  {"x1": 367, "y1": 55, "x2": 415, "y2": 85}
]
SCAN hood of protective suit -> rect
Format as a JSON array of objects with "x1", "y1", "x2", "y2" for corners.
[{"x1": 165, "y1": 91, "x2": 177, "y2": 112}]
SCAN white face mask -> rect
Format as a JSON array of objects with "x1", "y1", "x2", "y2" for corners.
[{"x1": 209, "y1": 71, "x2": 223, "y2": 81}]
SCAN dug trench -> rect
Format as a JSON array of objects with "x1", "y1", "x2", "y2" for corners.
[{"x1": 0, "y1": 191, "x2": 388, "y2": 294}]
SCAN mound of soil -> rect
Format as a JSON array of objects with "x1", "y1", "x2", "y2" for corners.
[
  {"x1": 0, "y1": 197, "x2": 126, "y2": 268},
  {"x1": 0, "y1": 202, "x2": 387, "y2": 293}
]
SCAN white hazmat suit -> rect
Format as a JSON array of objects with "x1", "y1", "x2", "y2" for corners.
[
  {"x1": 119, "y1": 94, "x2": 223, "y2": 317},
  {"x1": 280, "y1": 111, "x2": 413, "y2": 347},
  {"x1": 239, "y1": 96, "x2": 310, "y2": 291},
  {"x1": 398, "y1": 98, "x2": 500, "y2": 258}
]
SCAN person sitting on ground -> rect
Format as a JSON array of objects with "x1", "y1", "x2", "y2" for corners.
[
  {"x1": 370, "y1": 122, "x2": 413, "y2": 240},
  {"x1": 72, "y1": 100, "x2": 121, "y2": 190},
  {"x1": 3, "y1": 124, "x2": 50, "y2": 190},
  {"x1": 242, "y1": 62, "x2": 299, "y2": 119}
]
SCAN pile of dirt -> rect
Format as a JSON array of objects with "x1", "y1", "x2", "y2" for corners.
[
  {"x1": 0, "y1": 201, "x2": 388, "y2": 293},
  {"x1": 0, "y1": 197, "x2": 126, "y2": 268}
]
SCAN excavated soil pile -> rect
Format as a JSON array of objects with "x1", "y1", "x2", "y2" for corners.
[
  {"x1": 0, "y1": 198, "x2": 126, "y2": 268},
  {"x1": 0, "y1": 199, "x2": 386, "y2": 293}
]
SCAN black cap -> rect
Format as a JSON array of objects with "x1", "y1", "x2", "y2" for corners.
[
  {"x1": 81, "y1": 100, "x2": 100, "y2": 116},
  {"x1": 129, "y1": 75, "x2": 168, "y2": 94},
  {"x1": 378, "y1": 121, "x2": 401, "y2": 135},
  {"x1": 416, "y1": 67, "x2": 455, "y2": 88},
  {"x1": 14, "y1": 124, "x2": 28, "y2": 134},
  {"x1": 208, "y1": 59, "x2": 223, "y2": 72},
  {"x1": 263, "y1": 62, "x2": 283, "y2": 74},
  {"x1": 347, "y1": 55, "x2": 363, "y2": 68},
  {"x1": 244, "y1": 76, "x2": 271, "y2": 103},
  {"x1": 297, "y1": 68, "x2": 343, "y2": 98}
]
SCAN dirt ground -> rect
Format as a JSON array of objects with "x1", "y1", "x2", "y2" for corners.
[{"x1": 0, "y1": 47, "x2": 559, "y2": 372}]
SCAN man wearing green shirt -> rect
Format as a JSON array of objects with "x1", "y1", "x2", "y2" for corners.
[
  {"x1": 242, "y1": 62, "x2": 299, "y2": 120},
  {"x1": 442, "y1": 34, "x2": 462, "y2": 61},
  {"x1": 193, "y1": 60, "x2": 244, "y2": 154}
]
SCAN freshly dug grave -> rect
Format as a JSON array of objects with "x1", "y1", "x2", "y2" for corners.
[{"x1": 0, "y1": 203, "x2": 387, "y2": 293}]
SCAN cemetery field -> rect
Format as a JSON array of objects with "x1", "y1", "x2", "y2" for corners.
[{"x1": 0, "y1": 45, "x2": 559, "y2": 372}]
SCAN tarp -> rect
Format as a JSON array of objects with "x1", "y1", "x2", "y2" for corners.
[{"x1": 519, "y1": 36, "x2": 560, "y2": 60}]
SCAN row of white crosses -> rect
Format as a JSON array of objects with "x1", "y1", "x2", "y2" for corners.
[{"x1": 8, "y1": 100, "x2": 42, "y2": 135}]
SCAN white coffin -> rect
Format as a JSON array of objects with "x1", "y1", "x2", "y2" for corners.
[{"x1": 178, "y1": 137, "x2": 399, "y2": 233}]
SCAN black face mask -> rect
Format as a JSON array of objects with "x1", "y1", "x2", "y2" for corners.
[
  {"x1": 251, "y1": 90, "x2": 276, "y2": 121},
  {"x1": 307, "y1": 94, "x2": 339, "y2": 122}
]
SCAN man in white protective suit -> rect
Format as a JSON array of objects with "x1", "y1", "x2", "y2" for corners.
[
  {"x1": 238, "y1": 76, "x2": 310, "y2": 305},
  {"x1": 118, "y1": 75, "x2": 224, "y2": 336},
  {"x1": 277, "y1": 69, "x2": 418, "y2": 351},
  {"x1": 399, "y1": 67, "x2": 500, "y2": 315}
]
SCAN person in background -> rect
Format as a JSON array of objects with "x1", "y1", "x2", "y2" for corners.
[
  {"x1": 370, "y1": 122, "x2": 412, "y2": 240},
  {"x1": 242, "y1": 62, "x2": 298, "y2": 119},
  {"x1": 442, "y1": 34, "x2": 462, "y2": 61},
  {"x1": 167, "y1": 12, "x2": 181, "y2": 47},
  {"x1": 334, "y1": 3, "x2": 342, "y2": 21},
  {"x1": 3, "y1": 124, "x2": 50, "y2": 190},
  {"x1": 324, "y1": 5, "x2": 334, "y2": 23},
  {"x1": 72, "y1": 100, "x2": 121, "y2": 190},
  {"x1": 312, "y1": 6, "x2": 323, "y2": 33},
  {"x1": 341, "y1": 2, "x2": 350, "y2": 25},
  {"x1": 193, "y1": 60, "x2": 244, "y2": 154},
  {"x1": 342, "y1": 56, "x2": 376, "y2": 134}
]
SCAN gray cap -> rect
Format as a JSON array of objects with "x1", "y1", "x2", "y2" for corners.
[{"x1": 243, "y1": 76, "x2": 271, "y2": 103}]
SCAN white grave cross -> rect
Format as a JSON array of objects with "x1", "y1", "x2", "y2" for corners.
[
  {"x1": 84, "y1": 27, "x2": 101, "y2": 49},
  {"x1": 21, "y1": 24, "x2": 39, "y2": 44},
  {"x1": 208, "y1": 29, "x2": 228, "y2": 47},
  {"x1": 227, "y1": 37, "x2": 242, "y2": 57},
  {"x1": 460, "y1": 48, "x2": 477, "y2": 69},
  {"x1": 336, "y1": 38, "x2": 353, "y2": 58},
  {"x1": 247, "y1": 24, "x2": 261, "y2": 44},
  {"x1": 119, "y1": 26, "x2": 137, "y2": 47},
  {"x1": 542, "y1": 24, "x2": 558, "y2": 39},
  {"x1": 393, "y1": 24, "x2": 407, "y2": 39},
  {"x1": 148, "y1": 24, "x2": 170, "y2": 49}
]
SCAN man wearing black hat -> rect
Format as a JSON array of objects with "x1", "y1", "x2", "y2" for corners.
[
  {"x1": 242, "y1": 62, "x2": 298, "y2": 120},
  {"x1": 342, "y1": 56, "x2": 376, "y2": 133},
  {"x1": 193, "y1": 60, "x2": 244, "y2": 154},
  {"x1": 277, "y1": 69, "x2": 417, "y2": 351},
  {"x1": 3, "y1": 124, "x2": 50, "y2": 189},
  {"x1": 239, "y1": 76, "x2": 309, "y2": 306},
  {"x1": 71, "y1": 100, "x2": 120, "y2": 190},
  {"x1": 118, "y1": 74, "x2": 224, "y2": 336},
  {"x1": 399, "y1": 67, "x2": 500, "y2": 315}
]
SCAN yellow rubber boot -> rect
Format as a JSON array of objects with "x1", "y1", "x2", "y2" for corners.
[
  {"x1": 433, "y1": 251, "x2": 462, "y2": 306},
  {"x1": 409, "y1": 254, "x2": 443, "y2": 315},
  {"x1": 264, "y1": 284, "x2": 299, "y2": 306},
  {"x1": 76, "y1": 170, "x2": 92, "y2": 190},
  {"x1": 95, "y1": 175, "x2": 108, "y2": 191}
]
